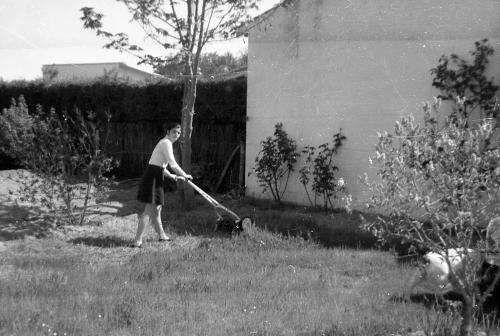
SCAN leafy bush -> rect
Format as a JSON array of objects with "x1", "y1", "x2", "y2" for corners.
[
  {"x1": 0, "y1": 96, "x2": 118, "y2": 225},
  {"x1": 431, "y1": 38, "x2": 499, "y2": 120},
  {"x1": 0, "y1": 96, "x2": 34, "y2": 165},
  {"x1": 363, "y1": 98, "x2": 500, "y2": 335},
  {"x1": 253, "y1": 123, "x2": 300, "y2": 203},
  {"x1": 299, "y1": 129, "x2": 348, "y2": 212},
  {"x1": 363, "y1": 40, "x2": 500, "y2": 336}
]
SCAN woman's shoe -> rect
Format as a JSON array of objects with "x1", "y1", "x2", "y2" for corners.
[{"x1": 130, "y1": 241, "x2": 143, "y2": 248}]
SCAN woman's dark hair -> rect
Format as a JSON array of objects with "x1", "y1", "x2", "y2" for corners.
[{"x1": 165, "y1": 122, "x2": 181, "y2": 132}]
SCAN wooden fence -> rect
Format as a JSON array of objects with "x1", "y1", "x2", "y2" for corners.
[{"x1": 103, "y1": 119, "x2": 244, "y2": 192}]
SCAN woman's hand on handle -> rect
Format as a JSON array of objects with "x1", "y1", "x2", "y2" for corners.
[{"x1": 174, "y1": 174, "x2": 192, "y2": 182}]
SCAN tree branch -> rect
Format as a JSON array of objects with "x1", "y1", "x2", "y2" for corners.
[
  {"x1": 201, "y1": 4, "x2": 216, "y2": 46},
  {"x1": 193, "y1": 0, "x2": 207, "y2": 66},
  {"x1": 169, "y1": 0, "x2": 187, "y2": 47},
  {"x1": 186, "y1": 0, "x2": 193, "y2": 50}
]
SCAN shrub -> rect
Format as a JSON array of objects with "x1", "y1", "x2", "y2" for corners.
[
  {"x1": 431, "y1": 38, "x2": 499, "y2": 120},
  {"x1": 253, "y1": 123, "x2": 300, "y2": 203},
  {"x1": 0, "y1": 96, "x2": 34, "y2": 165},
  {"x1": 362, "y1": 40, "x2": 500, "y2": 336},
  {"x1": 362, "y1": 98, "x2": 500, "y2": 335},
  {"x1": 299, "y1": 129, "x2": 348, "y2": 212},
  {"x1": 0, "y1": 96, "x2": 118, "y2": 225}
]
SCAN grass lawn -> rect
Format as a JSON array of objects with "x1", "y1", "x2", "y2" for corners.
[{"x1": 0, "y1": 174, "x2": 496, "y2": 335}]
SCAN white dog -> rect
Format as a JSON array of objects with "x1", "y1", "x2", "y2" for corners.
[
  {"x1": 404, "y1": 217, "x2": 500, "y2": 301},
  {"x1": 404, "y1": 248, "x2": 476, "y2": 301}
]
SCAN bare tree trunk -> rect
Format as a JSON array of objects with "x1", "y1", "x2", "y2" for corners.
[
  {"x1": 459, "y1": 296, "x2": 473, "y2": 336},
  {"x1": 179, "y1": 69, "x2": 197, "y2": 209}
]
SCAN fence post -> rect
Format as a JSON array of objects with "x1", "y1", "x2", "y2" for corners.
[{"x1": 239, "y1": 140, "x2": 245, "y2": 188}]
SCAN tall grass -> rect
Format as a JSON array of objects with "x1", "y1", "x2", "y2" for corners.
[
  {"x1": 0, "y1": 231, "x2": 442, "y2": 335},
  {"x1": 0, "y1": 192, "x2": 497, "y2": 335}
]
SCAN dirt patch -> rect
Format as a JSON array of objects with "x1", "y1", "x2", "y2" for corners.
[
  {"x1": 0, "y1": 170, "x2": 48, "y2": 239},
  {"x1": 0, "y1": 170, "x2": 139, "y2": 240},
  {"x1": 0, "y1": 169, "x2": 205, "y2": 252},
  {"x1": 0, "y1": 169, "x2": 211, "y2": 280}
]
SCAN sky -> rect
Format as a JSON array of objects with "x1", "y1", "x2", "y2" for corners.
[{"x1": 0, "y1": 0, "x2": 280, "y2": 81}]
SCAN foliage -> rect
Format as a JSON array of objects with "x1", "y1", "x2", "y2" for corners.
[
  {"x1": 0, "y1": 78, "x2": 247, "y2": 124},
  {"x1": 0, "y1": 96, "x2": 34, "y2": 166},
  {"x1": 362, "y1": 99, "x2": 500, "y2": 335},
  {"x1": 156, "y1": 52, "x2": 247, "y2": 80},
  {"x1": 431, "y1": 39, "x2": 499, "y2": 120},
  {"x1": 363, "y1": 40, "x2": 500, "y2": 335},
  {"x1": 0, "y1": 96, "x2": 118, "y2": 226},
  {"x1": 363, "y1": 98, "x2": 500, "y2": 249},
  {"x1": 253, "y1": 123, "x2": 299, "y2": 203},
  {"x1": 299, "y1": 129, "x2": 348, "y2": 212},
  {"x1": 80, "y1": 2, "x2": 257, "y2": 71}
]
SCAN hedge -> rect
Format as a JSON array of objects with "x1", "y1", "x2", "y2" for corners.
[{"x1": 0, "y1": 77, "x2": 247, "y2": 191}]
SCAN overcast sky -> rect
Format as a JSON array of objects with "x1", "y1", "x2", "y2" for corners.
[{"x1": 0, "y1": 0, "x2": 279, "y2": 81}]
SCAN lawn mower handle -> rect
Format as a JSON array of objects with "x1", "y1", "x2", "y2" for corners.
[{"x1": 185, "y1": 180, "x2": 241, "y2": 221}]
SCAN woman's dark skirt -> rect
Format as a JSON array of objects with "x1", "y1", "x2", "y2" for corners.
[{"x1": 137, "y1": 164, "x2": 166, "y2": 205}]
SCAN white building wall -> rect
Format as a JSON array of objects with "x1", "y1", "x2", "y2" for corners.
[{"x1": 245, "y1": 0, "x2": 500, "y2": 208}]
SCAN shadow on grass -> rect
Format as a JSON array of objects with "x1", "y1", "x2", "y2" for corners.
[
  {"x1": 0, "y1": 177, "x2": 142, "y2": 242},
  {"x1": 0, "y1": 174, "x2": 417, "y2": 254},
  {"x1": 391, "y1": 292, "x2": 500, "y2": 323},
  {"x1": 0, "y1": 203, "x2": 56, "y2": 241},
  {"x1": 240, "y1": 201, "x2": 381, "y2": 250},
  {"x1": 389, "y1": 292, "x2": 464, "y2": 309},
  {"x1": 192, "y1": 197, "x2": 384, "y2": 250},
  {"x1": 297, "y1": 322, "x2": 397, "y2": 336},
  {"x1": 69, "y1": 235, "x2": 131, "y2": 248},
  {"x1": 297, "y1": 325, "x2": 344, "y2": 336}
]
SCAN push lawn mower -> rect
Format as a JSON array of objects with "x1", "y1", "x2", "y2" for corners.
[{"x1": 186, "y1": 180, "x2": 253, "y2": 234}]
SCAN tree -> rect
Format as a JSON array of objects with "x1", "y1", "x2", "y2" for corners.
[
  {"x1": 80, "y1": 0, "x2": 264, "y2": 203},
  {"x1": 363, "y1": 100, "x2": 499, "y2": 335},
  {"x1": 0, "y1": 96, "x2": 117, "y2": 226},
  {"x1": 362, "y1": 41, "x2": 500, "y2": 336}
]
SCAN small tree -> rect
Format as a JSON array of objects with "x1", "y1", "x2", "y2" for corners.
[
  {"x1": 253, "y1": 123, "x2": 299, "y2": 204},
  {"x1": 363, "y1": 40, "x2": 500, "y2": 336},
  {"x1": 299, "y1": 130, "x2": 347, "y2": 212},
  {"x1": 363, "y1": 99, "x2": 500, "y2": 335},
  {"x1": 0, "y1": 97, "x2": 117, "y2": 226}
]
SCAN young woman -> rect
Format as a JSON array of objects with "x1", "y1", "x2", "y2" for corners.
[{"x1": 132, "y1": 122, "x2": 192, "y2": 247}]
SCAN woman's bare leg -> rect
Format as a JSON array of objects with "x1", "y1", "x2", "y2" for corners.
[
  {"x1": 150, "y1": 204, "x2": 170, "y2": 240},
  {"x1": 132, "y1": 204, "x2": 151, "y2": 246}
]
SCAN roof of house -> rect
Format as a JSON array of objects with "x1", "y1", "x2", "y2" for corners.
[
  {"x1": 42, "y1": 62, "x2": 163, "y2": 78},
  {"x1": 240, "y1": 0, "x2": 294, "y2": 35}
]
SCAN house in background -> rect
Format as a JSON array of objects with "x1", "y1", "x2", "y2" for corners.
[
  {"x1": 245, "y1": 0, "x2": 500, "y2": 209},
  {"x1": 42, "y1": 62, "x2": 163, "y2": 83}
]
